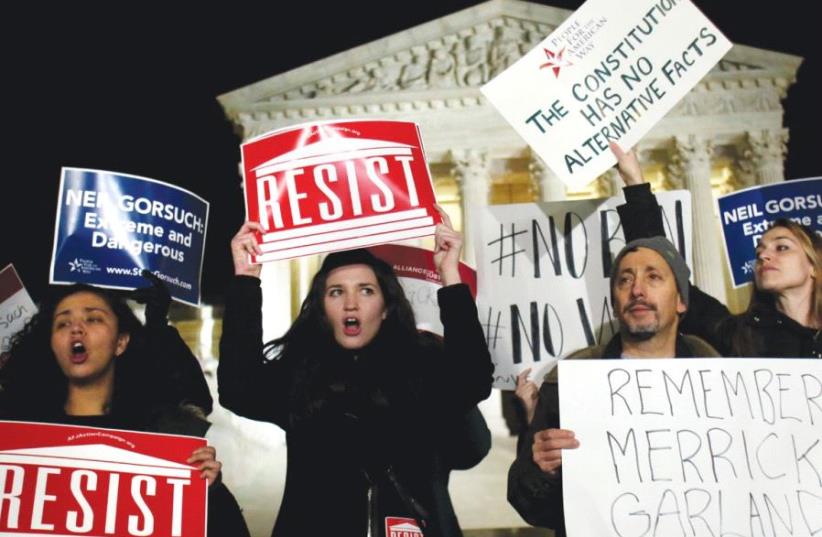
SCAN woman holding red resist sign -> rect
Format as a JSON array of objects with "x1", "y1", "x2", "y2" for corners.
[
  {"x1": 0, "y1": 279, "x2": 250, "y2": 537},
  {"x1": 220, "y1": 210, "x2": 493, "y2": 537}
]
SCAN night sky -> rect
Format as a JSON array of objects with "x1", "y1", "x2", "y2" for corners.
[{"x1": 2, "y1": 1, "x2": 818, "y2": 304}]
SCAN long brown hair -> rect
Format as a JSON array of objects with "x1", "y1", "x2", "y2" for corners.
[
  {"x1": 747, "y1": 218, "x2": 822, "y2": 327},
  {"x1": 262, "y1": 249, "x2": 421, "y2": 427}
]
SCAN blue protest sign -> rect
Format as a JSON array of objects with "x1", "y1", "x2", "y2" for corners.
[
  {"x1": 50, "y1": 168, "x2": 209, "y2": 305},
  {"x1": 717, "y1": 177, "x2": 821, "y2": 287}
]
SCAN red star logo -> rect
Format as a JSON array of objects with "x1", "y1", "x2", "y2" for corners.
[{"x1": 539, "y1": 46, "x2": 572, "y2": 78}]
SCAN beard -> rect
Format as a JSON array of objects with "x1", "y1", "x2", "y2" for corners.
[
  {"x1": 621, "y1": 322, "x2": 659, "y2": 341},
  {"x1": 619, "y1": 301, "x2": 659, "y2": 341}
]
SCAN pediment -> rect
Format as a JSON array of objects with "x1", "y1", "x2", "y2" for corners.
[
  {"x1": 253, "y1": 136, "x2": 415, "y2": 174},
  {"x1": 218, "y1": 0, "x2": 571, "y2": 113},
  {"x1": 219, "y1": 0, "x2": 802, "y2": 115},
  {"x1": 0, "y1": 443, "x2": 193, "y2": 477}
]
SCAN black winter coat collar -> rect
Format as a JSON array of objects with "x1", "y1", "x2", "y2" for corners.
[{"x1": 742, "y1": 306, "x2": 822, "y2": 359}]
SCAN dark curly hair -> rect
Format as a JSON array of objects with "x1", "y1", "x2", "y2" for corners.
[{"x1": 0, "y1": 284, "x2": 159, "y2": 423}]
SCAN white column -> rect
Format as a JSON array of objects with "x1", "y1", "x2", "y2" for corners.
[
  {"x1": 260, "y1": 261, "x2": 294, "y2": 344},
  {"x1": 600, "y1": 169, "x2": 621, "y2": 198},
  {"x1": 451, "y1": 149, "x2": 490, "y2": 267},
  {"x1": 669, "y1": 135, "x2": 727, "y2": 304},
  {"x1": 451, "y1": 149, "x2": 507, "y2": 436},
  {"x1": 529, "y1": 154, "x2": 566, "y2": 202},
  {"x1": 746, "y1": 129, "x2": 788, "y2": 185}
]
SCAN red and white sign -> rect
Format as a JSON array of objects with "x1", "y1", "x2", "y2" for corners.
[
  {"x1": 0, "y1": 265, "x2": 36, "y2": 364},
  {"x1": 242, "y1": 120, "x2": 441, "y2": 263},
  {"x1": 0, "y1": 421, "x2": 207, "y2": 537},
  {"x1": 368, "y1": 244, "x2": 476, "y2": 336},
  {"x1": 385, "y1": 516, "x2": 423, "y2": 537}
]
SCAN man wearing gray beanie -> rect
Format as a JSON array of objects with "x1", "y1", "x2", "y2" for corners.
[
  {"x1": 508, "y1": 235, "x2": 719, "y2": 536},
  {"x1": 610, "y1": 236, "x2": 691, "y2": 307}
]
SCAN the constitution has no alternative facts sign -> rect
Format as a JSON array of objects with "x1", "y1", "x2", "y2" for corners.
[
  {"x1": 0, "y1": 421, "x2": 207, "y2": 537},
  {"x1": 242, "y1": 119, "x2": 441, "y2": 263},
  {"x1": 482, "y1": 0, "x2": 731, "y2": 189}
]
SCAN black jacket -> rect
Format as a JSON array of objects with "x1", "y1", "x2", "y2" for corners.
[
  {"x1": 506, "y1": 334, "x2": 719, "y2": 536},
  {"x1": 617, "y1": 183, "x2": 822, "y2": 359},
  {"x1": 139, "y1": 323, "x2": 214, "y2": 413},
  {"x1": 218, "y1": 276, "x2": 493, "y2": 537}
]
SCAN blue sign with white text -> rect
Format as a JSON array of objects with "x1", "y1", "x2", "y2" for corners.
[
  {"x1": 50, "y1": 168, "x2": 209, "y2": 305},
  {"x1": 717, "y1": 177, "x2": 821, "y2": 287}
]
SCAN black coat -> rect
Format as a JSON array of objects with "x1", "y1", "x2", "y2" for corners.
[
  {"x1": 218, "y1": 276, "x2": 493, "y2": 537},
  {"x1": 617, "y1": 183, "x2": 822, "y2": 359}
]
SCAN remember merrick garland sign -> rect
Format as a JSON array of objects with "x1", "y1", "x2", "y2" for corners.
[{"x1": 481, "y1": 0, "x2": 731, "y2": 189}]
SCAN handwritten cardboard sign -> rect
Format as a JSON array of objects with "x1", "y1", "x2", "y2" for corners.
[
  {"x1": 0, "y1": 420, "x2": 207, "y2": 537},
  {"x1": 50, "y1": 168, "x2": 209, "y2": 306},
  {"x1": 475, "y1": 191, "x2": 691, "y2": 389},
  {"x1": 482, "y1": 0, "x2": 731, "y2": 188},
  {"x1": 242, "y1": 120, "x2": 441, "y2": 262},
  {"x1": 717, "y1": 177, "x2": 822, "y2": 287},
  {"x1": 0, "y1": 265, "x2": 36, "y2": 362},
  {"x1": 558, "y1": 358, "x2": 822, "y2": 537}
]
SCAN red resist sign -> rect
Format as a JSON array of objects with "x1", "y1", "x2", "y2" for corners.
[
  {"x1": 242, "y1": 120, "x2": 440, "y2": 262},
  {"x1": 0, "y1": 421, "x2": 206, "y2": 537}
]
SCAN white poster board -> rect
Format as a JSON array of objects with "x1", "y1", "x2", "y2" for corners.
[
  {"x1": 0, "y1": 264, "x2": 37, "y2": 359},
  {"x1": 482, "y1": 0, "x2": 731, "y2": 188},
  {"x1": 475, "y1": 191, "x2": 691, "y2": 389},
  {"x1": 559, "y1": 358, "x2": 822, "y2": 537}
]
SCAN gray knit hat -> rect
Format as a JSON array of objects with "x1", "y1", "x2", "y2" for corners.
[{"x1": 610, "y1": 236, "x2": 690, "y2": 308}]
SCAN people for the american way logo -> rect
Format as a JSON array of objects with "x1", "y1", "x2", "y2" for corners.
[{"x1": 539, "y1": 46, "x2": 573, "y2": 78}]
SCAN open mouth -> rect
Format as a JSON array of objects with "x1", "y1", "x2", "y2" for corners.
[
  {"x1": 70, "y1": 341, "x2": 88, "y2": 363},
  {"x1": 343, "y1": 317, "x2": 361, "y2": 336}
]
